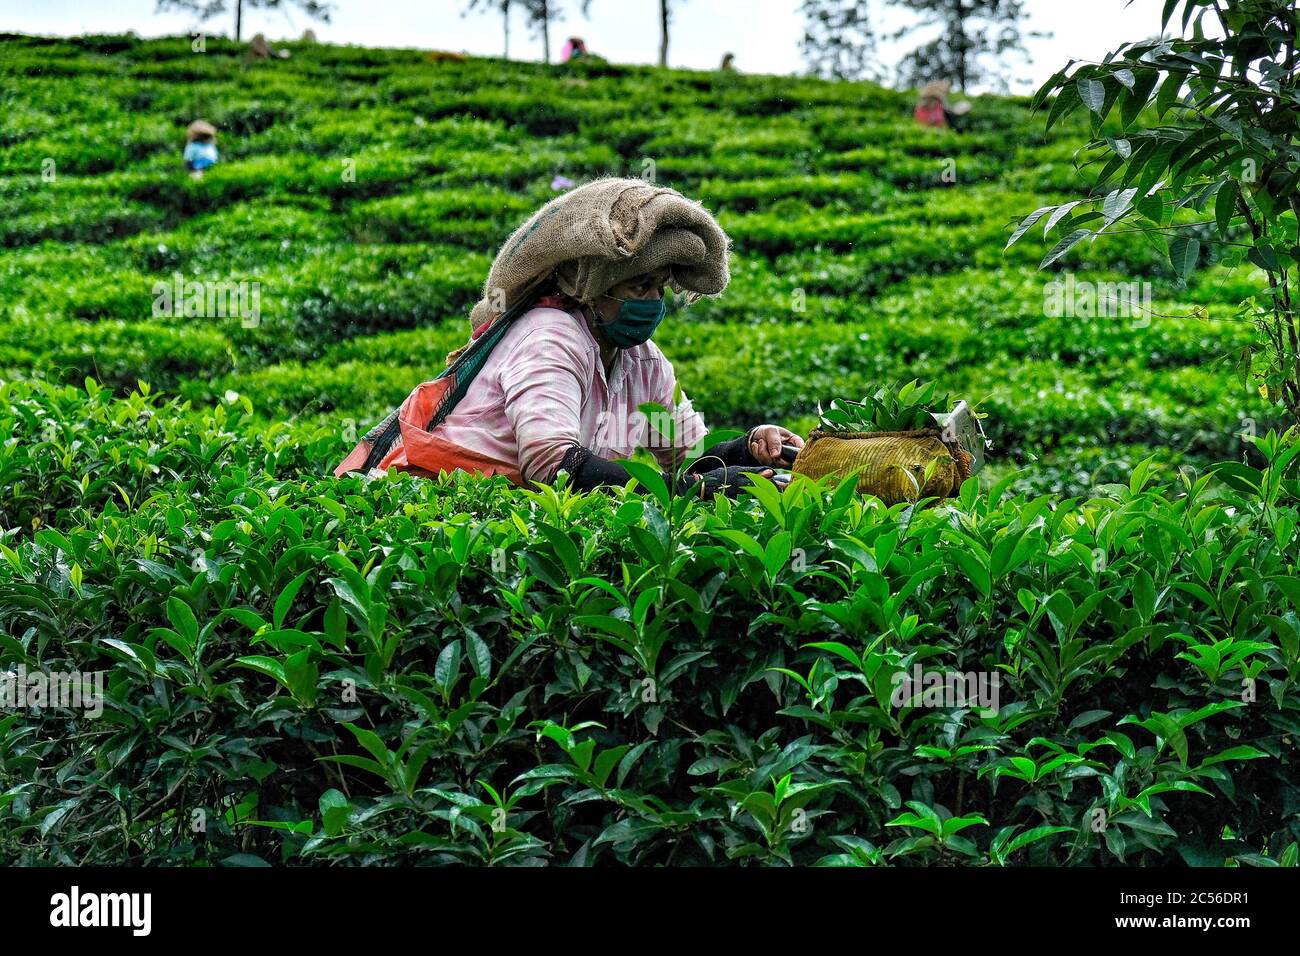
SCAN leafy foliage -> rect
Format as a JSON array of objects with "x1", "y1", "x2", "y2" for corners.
[
  {"x1": 817, "y1": 379, "x2": 949, "y2": 432},
  {"x1": 2, "y1": 34, "x2": 1298, "y2": 867},
  {"x1": 3, "y1": 380, "x2": 1300, "y2": 865},
  {"x1": 1010, "y1": 0, "x2": 1300, "y2": 423},
  {"x1": 0, "y1": 33, "x2": 1280, "y2": 494}
]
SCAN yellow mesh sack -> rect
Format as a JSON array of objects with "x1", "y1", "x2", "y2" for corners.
[{"x1": 790, "y1": 428, "x2": 973, "y2": 504}]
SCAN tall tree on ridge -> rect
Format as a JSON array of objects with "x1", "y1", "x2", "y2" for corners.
[
  {"x1": 658, "y1": 0, "x2": 686, "y2": 67},
  {"x1": 800, "y1": 0, "x2": 878, "y2": 81},
  {"x1": 888, "y1": 0, "x2": 1044, "y2": 93},
  {"x1": 466, "y1": 0, "x2": 514, "y2": 58},
  {"x1": 523, "y1": 0, "x2": 553, "y2": 63},
  {"x1": 155, "y1": 0, "x2": 332, "y2": 43}
]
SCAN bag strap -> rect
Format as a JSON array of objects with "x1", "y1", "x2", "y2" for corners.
[{"x1": 357, "y1": 289, "x2": 547, "y2": 472}]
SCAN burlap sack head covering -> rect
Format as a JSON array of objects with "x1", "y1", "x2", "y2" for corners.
[
  {"x1": 466, "y1": 177, "x2": 731, "y2": 333},
  {"x1": 919, "y1": 81, "x2": 950, "y2": 103},
  {"x1": 186, "y1": 119, "x2": 217, "y2": 142}
]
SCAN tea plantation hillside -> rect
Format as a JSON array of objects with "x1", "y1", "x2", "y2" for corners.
[
  {"x1": 1, "y1": 34, "x2": 1298, "y2": 867},
  {"x1": 0, "y1": 33, "x2": 1280, "y2": 485}
]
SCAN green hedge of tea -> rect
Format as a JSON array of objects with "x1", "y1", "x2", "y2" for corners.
[
  {"x1": 1, "y1": 34, "x2": 1296, "y2": 866},
  {"x1": 0, "y1": 32, "x2": 1279, "y2": 491},
  {"x1": 2, "y1": 380, "x2": 1299, "y2": 865}
]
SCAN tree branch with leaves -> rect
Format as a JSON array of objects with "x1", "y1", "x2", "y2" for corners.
[{"x1": 1008, "y1": 0, "x2": 1300, "y2": 423}]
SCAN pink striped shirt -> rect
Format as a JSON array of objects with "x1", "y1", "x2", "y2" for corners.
[{"x1": 436, "y1": 306, "x2": 708, "y2": 483}]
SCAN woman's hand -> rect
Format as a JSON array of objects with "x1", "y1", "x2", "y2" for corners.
[{"x1": 747, "y1": 425, "x2": 804, "y2": 466}]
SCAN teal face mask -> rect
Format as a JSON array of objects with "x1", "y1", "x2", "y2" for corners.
[{"x1": 599, "y1": 296, "x2": 666, "y2": 348}]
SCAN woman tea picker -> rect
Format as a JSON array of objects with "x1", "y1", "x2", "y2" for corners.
[{"x1": 336, "y1": 178, "x2": 804, "y2": 496}]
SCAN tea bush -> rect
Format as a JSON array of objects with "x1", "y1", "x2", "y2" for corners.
[
  {"x1": 2, "y1": 380, "x2": 1299, "y2": 865},
  {"x1": 1, "y1": 35, "x2": 1296, "y2": 867}
]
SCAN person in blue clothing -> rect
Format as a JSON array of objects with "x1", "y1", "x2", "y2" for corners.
[{"x1": 183, "y1": 120, "x2": 219, "y2": 178}]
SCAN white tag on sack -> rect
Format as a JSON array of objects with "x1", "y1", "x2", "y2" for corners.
[{"x1": 932, "y1": 400, "x2": 990, "y2": 475}]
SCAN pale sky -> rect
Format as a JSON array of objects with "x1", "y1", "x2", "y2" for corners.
[{"x1": 2, "y1": 0, "x2": 1171, "y2": 93}]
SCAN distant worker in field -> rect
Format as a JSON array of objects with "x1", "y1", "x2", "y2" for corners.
[
  {"x1": 561, "y1": 36, "x2": 589, "y2": 62},
  {"x1": 720, "y1": 52, "x2": 735, "y2": 71},
  {"x1": 182, "y1": 120, "x2": 219, "y2": 178},
  {"x1": 914, "y1": 81, "x2": 971, "y2": 130},
  {"x1": 336, "y1": 178, "x2": 803, "y2": 495},
  {"x1": 249, "y1": 32, "x2": 290, "y2": 60}
]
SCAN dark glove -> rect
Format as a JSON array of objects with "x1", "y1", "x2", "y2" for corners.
[
  {"x1": 689, "y1": 433, "x2": 761, "y2": 469},
  {"x1": 557, "y1": 446, "x2": 783, "y2": 499},
  {"x1": 675, "y1": 465, "x2": 784, "y2": 498},
  {"x1": 559, "y1": 445, "x2": 717, "y2": 496},
  {"x1": 557, "y1": 444, "x2": 632, "y2": 491}
]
